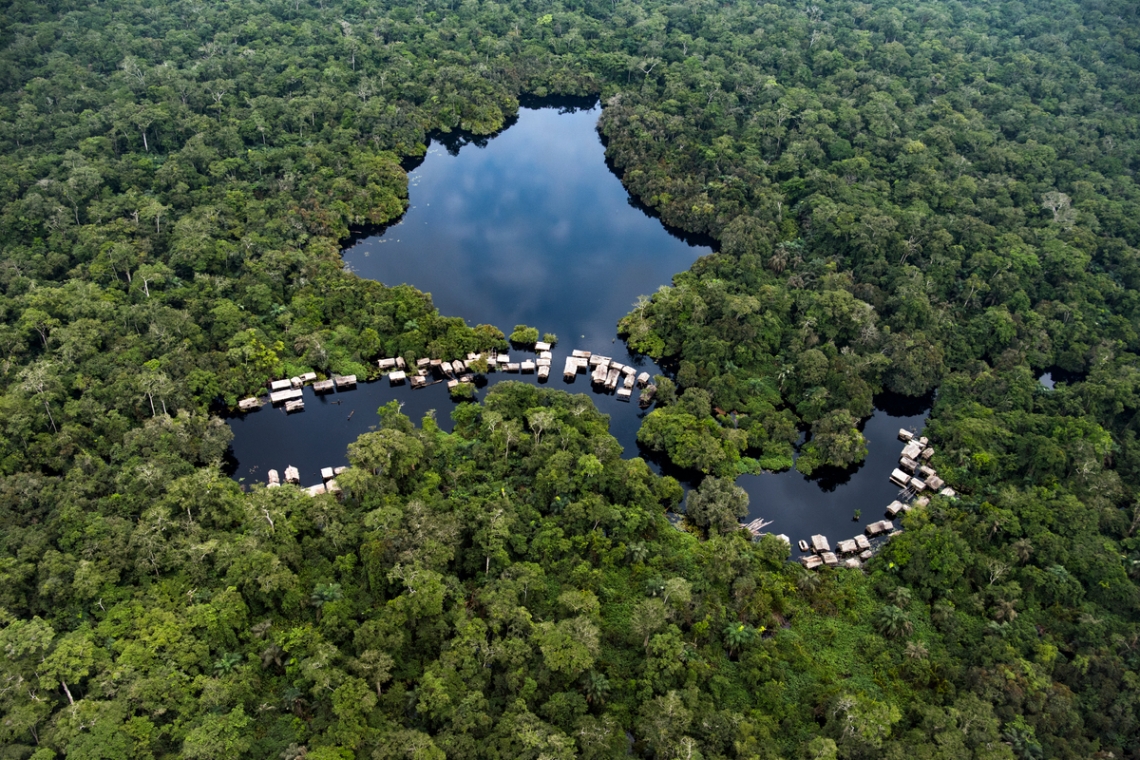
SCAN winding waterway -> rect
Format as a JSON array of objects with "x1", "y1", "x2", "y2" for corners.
[{"x1": 226, "y1": 100, "x2": 930, "y2": 550}]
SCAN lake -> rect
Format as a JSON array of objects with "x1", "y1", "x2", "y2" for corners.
[{"x1": 226, "y1": 100, "x2": 931, "y2": 551}]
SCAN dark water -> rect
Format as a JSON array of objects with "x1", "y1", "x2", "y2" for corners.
[
  {"x1": 226, "y1": 102, "x2": 932, "y2": 550},
  {"x1": 737, "y1": 394, "x2": 928, "y2": 550}
]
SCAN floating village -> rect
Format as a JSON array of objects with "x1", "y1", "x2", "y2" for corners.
[{"x1": 235, "y1": 343, "x2": 955, "y2": 569}]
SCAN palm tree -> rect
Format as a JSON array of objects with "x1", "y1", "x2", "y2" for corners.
[
  {"x1": 723, "y1": 623, "x2": 755, "y2": 655},
  {"x1": 888, "y1": 586, "x2": 913, "y2": 608},
  {"x1": 583, "y1": 670, "x2": 611, "y2": 705},
  {"x1": 874, "y1": 605, "x2": 913, "y2": 639}
]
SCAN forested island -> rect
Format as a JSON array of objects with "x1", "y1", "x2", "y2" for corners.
[{"x1": 1, "y1": 0, "x2": 1139, "y2": 758}]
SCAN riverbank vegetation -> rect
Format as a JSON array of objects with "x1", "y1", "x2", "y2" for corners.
[{"x1": 0, "y1": 0, "x2": 1138, "y2": 757}]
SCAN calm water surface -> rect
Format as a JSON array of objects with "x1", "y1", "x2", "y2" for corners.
[
  {"x1": 226, "y1": 103, "x2": 931, "y2": 550},
  {"x1": 343, "y1": 104, "x2": 709, "y2": 358}
]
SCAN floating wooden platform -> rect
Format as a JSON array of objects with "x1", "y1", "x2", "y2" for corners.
[
  {"x1": 333, "y1": 374, "x2": 356, "y2": 389},
  {"x1": 313, "y1": 379, "x2": 334, "y2": 394},
  {"x1": 285, "y1": 399, "x2": 304, "y2": 413},
  {"x1": 270, "y1": 379, "x2": 293, "y2": 392},
  {"x1": 238, "y1": 397, "x2": 262, "y2": 411}
]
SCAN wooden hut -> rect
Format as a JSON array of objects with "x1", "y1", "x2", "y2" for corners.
[
  {"x1": 921, "y1": 447, "x2": 934, "y2": 460},
  {"x1": 854, "y1": 535, "x2": 871, "y2": 551},
  {"x1": 299, "y1": 372, "x2": 317, "y2": 383},
  {"x1": 417, "y1": 357, "x2": 432, "y2": 368},
  {"x1": 270, "y1": 379, "x2": 292, "y2": 392},
  {"x1": 313, "y1": 379, "x2": 335, "y2": 394},
  {"x1": 506, "y1": 363, "x2": 520, "y2": 372},
  {"x1": 378, "y1": 358, "x2": 397, "y2": 369},
  {"x1": 811, "y1": 534, "x2": 830, "y2": 553},
  {"x1": 535, "y1": 341, "x2": 551, "y2": 352},
  {"x1": 859, "y1": 549, "x2": 874, "y2": 560},
  {"x1": 610, "y1": 362, "x2": 625, "y2": 373},
  {"x1": 389, "y1": 371, "x2": 407, "y2": 385},
  {"x1": 821, "y1": 552, "x2": 839, "y2": 566},
  {"x1": 899, "y1": 456, "x2": 918, "y2": 473},
  {"x1": 440, "y1": 361, "x2": 453, "y2": 374},
  {"x1": 926, "y1": 475, "x2": 945, "y2": 490},
  {"x1": 304, "y1": 484, "x2": 326, "y2": 497},
  {"x1": 865, "y1": 520, "x2": 894, "y2": 536},
  {"x1": 563, "y1": 358, "x2": 579, "y2": 380},
  {"x1": 325, "y1": 479, "x2": 341, "y2": 494},
  {"x1": 616, "y1": 387, "x2": 632, "y2": 401},
  {"x1": 844, "y1": 558, "x2": 862, "y2": 569},
  {"x1": 623, "y1": 373, "x2": 636, "y2": 389},
  {"x1": 537, "y1": 365, "x2": 550, "y2": 380},
  {"x1": 837, "y1": 539, "x2": 858, "y2": 555},
  {"x1": 902, "y1": 441, "x2": 923, "y2": 460},
  {"x1": 333, "y1": 374, "x2": 357, "y2": 389},
  {"x1": 800, "y1": 555, "x2": 823, "y2": 569},
  {"x1": 636, "y1": 371, "x2": 651, "y2": 388},
  {"x1": 572, "y1": 349, "x2": 591, "y2": 359},
  {"x1": 285, "y1": 399, "x2": 304, "y2": 413},
  {"x1": 909, "y1": 477, "x2": 928, "y2": 492},
  {"x1": 605, "y1": 368, "x2": 620, "y2": 389},
  {"x1": 898, "y1": 428, "x2": 915, "y2": 442},
  {"x1": 516, "y1": 360, "x2": 533, "y2": 373},
  {"x1": 290, "y1": 376, "x2": 303, "y2": 389},
  {"x1": 539, "y1": 351, "x2": 553, "y2": 360},
  {"x1": 430, "y1": 359, "x2": 442, "y2": 368},
  {"x1": 447, "y1": 379, "x2": 459, "y2": 389},
  {"x1": 267, "y1": 469, "x2": 280, "y2": 485},
  {"x1": 886, "y1": 500, "x2": 906, "y2": 517},
  {"x1": 270, "y1": 388, "x2": 303, "y2": 404},
  {"x1": 396, "y1": 357, "x2": 406, "y2": 369},
  {"x1": 621, "y1": 365, "x2": 636, "y2": 376},
  {"x1": 321, "y1": 467, "x2": 335, "y2": 481},
  {"x1": 939, "y1": 487, "x2": 957, "y2": 498},
  {"x1": 238, "y1": 397, "x2": 261, "y2": 411},
  {"x1": 913, "y1": 496, "x2": 930, "y2": 508},
  {"x1": 889, "y1": 468, "x2": 911, "y2": 487},
  {"x1": 284, "y1": 466, "x2": 300, "y2": 484},
  {"x1": 410, "y1": 375, "x2": 427, "y2": 389}
]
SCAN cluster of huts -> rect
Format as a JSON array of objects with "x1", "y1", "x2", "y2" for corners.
[
  {"x1": 890, "y1": 428, "x2": 956, "y2": 499},
  {"x1": 238, "y1": 372, "x2": 357, "y2": 414},
  {"x1": 266, "y1": 464, "x2": 346, "y2": 496},
  {"x1": 566, "y1": 351, "x2": 656, "y2": 406},
  {"x1": 798, "y1": 531, "x2": 877, "y2": 570},
  {"x1": 795, "y1": 428, "x2": 958, "y2": 571},
  {"x1": 372, "y1": 343, "x2": 660, "y2": 406}
]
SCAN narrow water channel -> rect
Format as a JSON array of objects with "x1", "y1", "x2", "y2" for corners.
[{"x1": 226, "y1": 101, "x2": 931, "y2": 549}]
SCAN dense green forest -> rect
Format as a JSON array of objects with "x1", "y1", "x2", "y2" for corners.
[{"x1": 1, "y1": 0, "x2": 1139, "y2": 757}]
